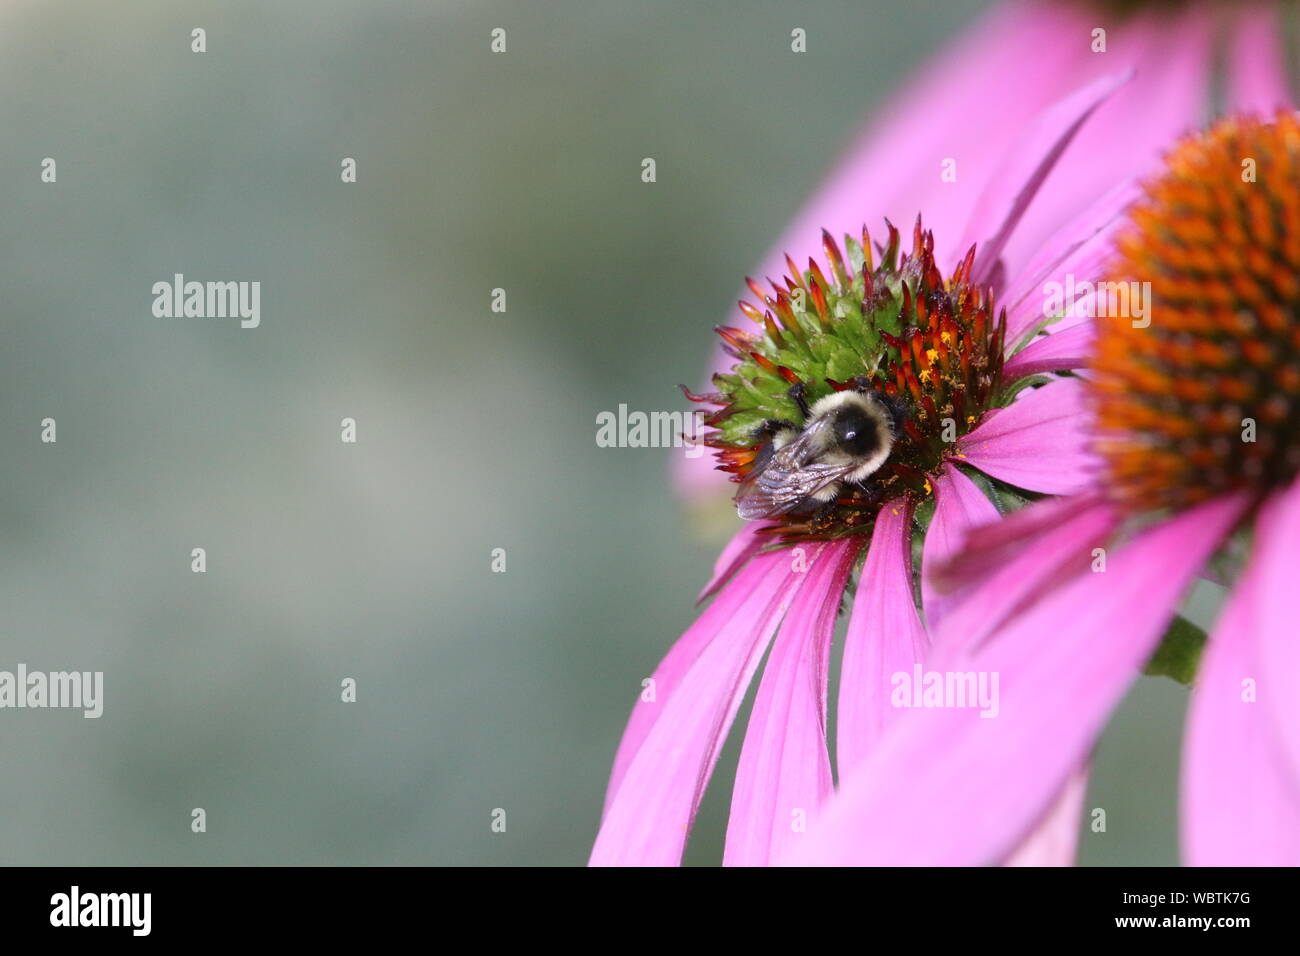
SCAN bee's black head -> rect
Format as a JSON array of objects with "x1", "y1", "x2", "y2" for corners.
[{"x1": 833, "y1": 404, "x2": 885, "y2": 458}]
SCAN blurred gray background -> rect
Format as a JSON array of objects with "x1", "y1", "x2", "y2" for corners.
[{"x1": 0, "y1": 0, "x2": 1195, "y2": 865}]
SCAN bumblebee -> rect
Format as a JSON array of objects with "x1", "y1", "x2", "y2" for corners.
[{"x1": 736, "y1": 383, "x2": 903, "y2": 520}]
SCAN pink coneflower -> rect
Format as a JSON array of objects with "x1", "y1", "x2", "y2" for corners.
[
  {"x1": 791, "y1": 110, "x2": 1300, "y2": 867},
  {"x1": 591, "y1": 73, "x2": 1136, "y2": 866},
  {"x1": 679, "y1": 0, "x2": 1278, "y2": 505}
]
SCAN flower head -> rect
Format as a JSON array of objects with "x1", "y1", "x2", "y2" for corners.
[
  {"x1": 693, "y1": 219, "x2": 1004, "y2": 540},
  {"x1": 592, "y1": 72, "x2": 1139, "y2": 867}
]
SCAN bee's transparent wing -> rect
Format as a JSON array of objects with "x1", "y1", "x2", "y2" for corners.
[{"x1": 735, "y1": 417, "x2": 856, "y2": 519}]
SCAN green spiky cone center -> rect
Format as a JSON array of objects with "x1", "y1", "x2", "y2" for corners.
[{"x1": 695, "y1": 219, "x2": 1007, "y2": 539}]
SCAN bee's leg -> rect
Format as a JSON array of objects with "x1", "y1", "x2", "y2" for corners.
[
  {"x1": 787, "y1": 382, "x2": 812, "y2": 420},
  {"x1": 807, "y1": 497, "x2": 841, "y2": 532},
  {"x1": 751, "y1": 418, "x2": 798, "y2": 443}
]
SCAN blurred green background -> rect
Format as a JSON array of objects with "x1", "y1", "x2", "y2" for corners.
[{"x1": 0, "y1": 0, "x2": 1205, "y2": 865}]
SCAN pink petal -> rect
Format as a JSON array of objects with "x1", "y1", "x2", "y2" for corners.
[
  {"x1": 786, "y1": 494, "x2": 1246, "y2": 866},
  {"x1": 698, "y1": 522, "x2": 768, "y2": 602},
  {"x1": 1003, "y1": 765, "x2": 1090, "y2": 867},
  {"x1": 1228, "y1": 2, "x2": 1293, "y2": 114},
  {"x1": 938, "y1": 494, "x2": 1106, "y2": 589},
  {"x1": 997, "y1": 5, "x2": 1214, "y2": 283},
  {"x1": 1182, "y1": 488, "x2": 1300, "y2": 865},
  {"x1": 961, "y1": 70, "x2": 1133, "y2": 287},
  {"x1": 958, "y1": 379, "x2": 1100, "y2": 495},
  {"x1": 724, "y1": 539, "x2": 861, "y2": 866},
  {"x1": 1022, "y1": 263, "x2": 1124, "y2": 345},
  {"x1": 837, "y1": 499, "x2": 929, "y2": 775},
  {"x1": 602, "y1": 550, "x2": 792, "y2": 815},
  {"x1": 921, "y1": 463, "x2": 999, "y2": 632},
  {"x1": 592, "y1": 547, "x2": 815, "y2": 865},
  {"x1": 1002, "y1": 321, "x2": 1095, "y2": 380},
  {"x1": 932, "y1": 495, "x2": 1118, "y2": 657},
  {"x1": 674, "y1": 451, "x2": 730, "y2": 501},
  {"x1": 1001, "y1": 179, "x2": 1141, "y2": 348},
  {"x1": 763, "y1": 1, "x2": 1098, "y2": 290},
  {"x1": 1249, "y1": 477, "x2": 1300, "y2": 825}
]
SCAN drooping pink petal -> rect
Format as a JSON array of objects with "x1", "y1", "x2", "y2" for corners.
[
  {"x1": 698, "y1": 522, "x2": 768, "y2": 602},
  {"x1": 1182, "y1": 489, "x2": 1300, "y2": 865},
  {"x1": 1249, "y1": 476, "x2": 1300, "y2": 820},
  {"x1": 937, "y1": 493, "x2": 1104, "y2": 588},
  {"x1": 957, "y1": 379, "x2": 1100, "y2": 494},
  {"x1": 1228, "y1": 2, "x2": 1293, "y2": 114},
  {"x1": 921, "y1": 463, "x2": 999, "y2": 632},
  {"x1": 724, "y1": 539, "x2": 861, "y2": 866},
  {"x1": 592, "y1": 547, "x2": 816, "y2": 865},
  {"x1": 1003, "y1": 764, "x2": 1090, "y2": 867},
  {"x1": 837, "y1": 499, "x2": 929, "y2": 776},
  {"x1": 931, "y1": 495, "x2": 1118, "y2": 658},
  {"x1": 602, "y1": 549, "x2": 794, "y2": 815},
  {"x1": 1002, "y1": 321, "x2": 1095, "y2": 380},
  {"x1": 786, "y1": 494, "x2": 1246, "y2": 866},
  {"x1": 961, "y1": 69, "x2": 1133, "y2": 287}
]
